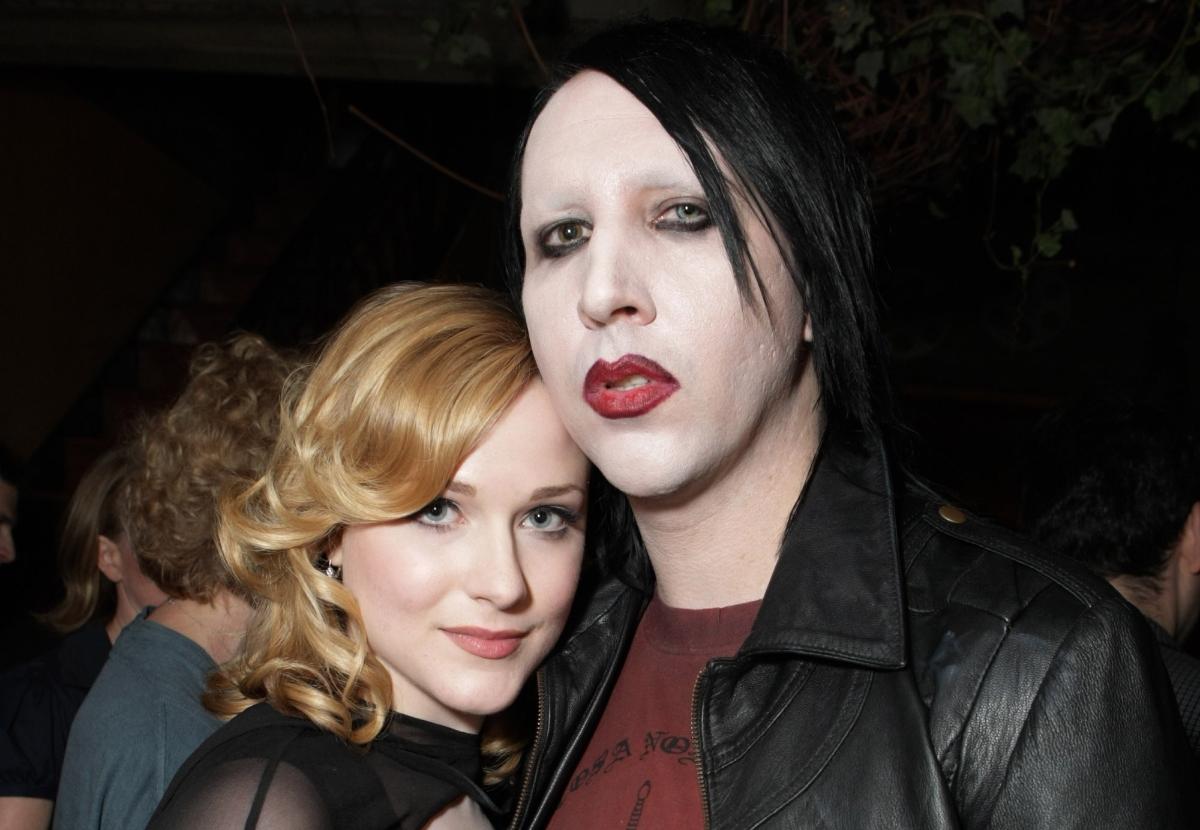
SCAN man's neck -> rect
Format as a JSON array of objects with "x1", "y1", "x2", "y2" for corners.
[
  {"x1": 630, "y1": 384, "x2": 823, "y2": 610},
  {"x1": 1109, "y1": 573, "x2": 1176, "y2": 639},
  {"x1": 150, "y1": 590, "x2": 252, "y2": 663}
]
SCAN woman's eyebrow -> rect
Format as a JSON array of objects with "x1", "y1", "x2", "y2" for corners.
[
  {"x1": 529, "y1": 484, "x2": 586, "y2": 500},
  {"x1": 445, "y1": 480, "x2": 476, "y2": 496}
]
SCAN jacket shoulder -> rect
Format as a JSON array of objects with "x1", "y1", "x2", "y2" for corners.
[{"x1": 897, "y1": 483, "x2": 1115, "y2": 621}]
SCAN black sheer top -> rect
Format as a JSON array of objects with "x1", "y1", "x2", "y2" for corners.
[{"x1": 148, "y1": 702, "x2": 501, "y2": 829}]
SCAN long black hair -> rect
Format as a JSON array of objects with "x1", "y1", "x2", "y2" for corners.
[{"x1": 503, "y1": 18, "x2": 892, "y2": 439}]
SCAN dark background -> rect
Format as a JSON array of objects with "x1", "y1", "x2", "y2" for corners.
[{"x1": 2, "y1": 0, "x2": 1198, "y2": 662}]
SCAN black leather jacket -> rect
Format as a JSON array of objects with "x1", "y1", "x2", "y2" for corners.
[{"x1": 510, "y1": 432, "x2": 1197, "y2": 829}]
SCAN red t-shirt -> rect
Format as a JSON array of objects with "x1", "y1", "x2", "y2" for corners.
[{"x1": 548, "y1": 595, "x2": 761, "y2": 829}]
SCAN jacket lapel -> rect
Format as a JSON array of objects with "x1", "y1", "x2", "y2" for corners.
[{"x1": 742, "y1": 426, "x2": 907, "y2": 669}]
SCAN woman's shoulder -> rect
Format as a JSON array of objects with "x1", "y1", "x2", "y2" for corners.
[
  {"x1": 149, "y1": 702, "x2": 364, "y2": 829},
  {"x1": 175, "y1": 701, "x2": 353, "y2": 776}
]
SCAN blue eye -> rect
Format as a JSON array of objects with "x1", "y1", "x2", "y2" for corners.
[
  {"x1": 417, "y1": 498, "x2": 459, "y2": 528},
  {"x1": 521, "y1": 506, "x2": 579, "y2": 535}
]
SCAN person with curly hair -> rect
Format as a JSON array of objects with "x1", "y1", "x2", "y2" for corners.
[
  {"x1": 54, "y1": 333, "x2": 294, "y2": 830},
  {"x1": 0, "y1": 447, "x2": 166, "y2": 830},
  {"x1": 148, "y1": 283, "x2": 588, "y2": 829}
]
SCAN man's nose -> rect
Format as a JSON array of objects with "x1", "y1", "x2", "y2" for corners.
[{"x1": 577, "y1": 228, "x2": 656, "y2": 330}]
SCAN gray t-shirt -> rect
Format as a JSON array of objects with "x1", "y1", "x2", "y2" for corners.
[{"x1": 53, "y1": 609, "x2": 219, "y2": 830}]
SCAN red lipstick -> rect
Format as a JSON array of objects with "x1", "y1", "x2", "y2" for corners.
[
  {"x1": 584, "y1": 355, "x2": 680, "y2": 419},
  {"x1": 442, "y1": 627, "x2": 527, "y2": 660}
]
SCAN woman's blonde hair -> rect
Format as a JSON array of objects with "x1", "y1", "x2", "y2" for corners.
[
  {"x1": 207, "y1": 283, "x2": 537, "y2": 779},
  {"x1": 39, "y1": 447, "x2": 129, "y2": 633}
]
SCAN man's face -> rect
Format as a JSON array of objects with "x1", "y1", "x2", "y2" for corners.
[
  {"x1": 519, "y1": 71, "x2": 811, "y2": 501},
  {"x1": 0, "y1": 480, "x2": 17, "y2": 564}
]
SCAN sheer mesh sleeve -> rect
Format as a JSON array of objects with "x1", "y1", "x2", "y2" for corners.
[{"x1": 149, "y1": 757, "x2": 332, "y2": 830}]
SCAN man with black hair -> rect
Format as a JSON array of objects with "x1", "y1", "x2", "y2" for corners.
[
  {"x1": 1025, "y1": 402, "x2": 1200, "y2": 759},
  {"x1": 505, "y1": 18, "x2": 1196, "y2": 830}
]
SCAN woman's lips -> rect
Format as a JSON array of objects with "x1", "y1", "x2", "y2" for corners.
[
  {"x1": 442, "y1": 627, "x2": 527, "y2": 660},
  {"x1": 584, "y1": 355, "x2": 680, "y2": 419}
]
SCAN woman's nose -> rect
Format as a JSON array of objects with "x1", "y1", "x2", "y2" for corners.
[{"x1": 466, "y1": 531, "x2": 530, "y2": 610}]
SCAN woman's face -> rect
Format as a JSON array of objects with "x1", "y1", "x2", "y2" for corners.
[{"x1": 331, "y1": 380, "x2": 588, "y2": 732}]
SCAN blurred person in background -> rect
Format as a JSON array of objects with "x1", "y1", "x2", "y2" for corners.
[
  {"x1": 0, "y1": 446, "x2": 166, "y2": 829},
  {"x1": 54, "y1": 333, "x2": 293, "y2": 830},
  {"x1": 0, "y1": 447, "x2": 20, "y2": 566},
  {"x1": 1025, "y1": 400, "x2": 1200, "y2": 760}
]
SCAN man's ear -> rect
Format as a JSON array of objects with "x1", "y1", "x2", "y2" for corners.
[
  {"x1": 1181, "y1": 502, "x2": 1200, "y2": 574},
  {"x1": 97, "y1": 534, "x2": 124, "y2": 583}
]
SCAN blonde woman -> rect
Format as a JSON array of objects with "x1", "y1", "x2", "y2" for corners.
[{"x1": 149, "y1": 283, "x2": 588, "y2": 829}]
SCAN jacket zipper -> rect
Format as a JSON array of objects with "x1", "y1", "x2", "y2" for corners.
[
  {"x1": 508, "y1": 669, "x2": 546, "y2": 829},
  {"x1": 690, "y1": 665, "x2": 712, "y2": 830}
]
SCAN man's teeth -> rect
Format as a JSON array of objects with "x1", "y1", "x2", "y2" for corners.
[{"x1": 608, "y1": 375, "x2": 649, "y2": 390}]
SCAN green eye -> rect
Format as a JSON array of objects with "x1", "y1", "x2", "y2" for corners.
[{"x1": 655, "y1": 202, "x2": 711, "y2": 231}]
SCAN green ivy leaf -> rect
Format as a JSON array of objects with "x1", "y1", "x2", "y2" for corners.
[
  {"x1": 827, "y1": 0, "x2": 875, "y2": 53},
  {"x1": 703, "y1": 0, "x2": 734, "y2": 20},
  {"x1": 949, "y1": 89, "x2": 997, "y2": 128},
  {"x1": 1059, "y1": 209, "x2": 1078, "y2": 232},
  {"x1": 987, "y1": 0, "x2": 1025, "y2": 21},
  {"x1": 855, "y1": 50, "x2": 885, "y2": 88},
  {"x1": 992, "y1": 51, "x2": 1011, "y2": 104},
  {"x1": 1035, "y1": 107, "x2": 1083, "y2": 149},
  {"x1": 1035, "y1": 231, "x2": 1062, "y2": 258},
  {"x1": 1145, "y1": 68, "x2": 1200, "y2": 121},
  {"x1": 1087, "y1": 114, "x2": 1117, "y2": 143},
  {"x1": 1011, "y1": 130, "x2": 1067, "y2": 181},
  {"x1": 1002, "y1": 29, "x2": 1032, "y2": 64},
  {"x1": 889, "y1": 36, "x2": 931, "y2": 75},
  {"x1": 445, "y1": 32, "x2": 492, "y2": 66}
]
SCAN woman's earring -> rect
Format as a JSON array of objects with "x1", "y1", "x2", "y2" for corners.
[{"x1": 324, "y1": 561, "x2": 342, "y2": 580}]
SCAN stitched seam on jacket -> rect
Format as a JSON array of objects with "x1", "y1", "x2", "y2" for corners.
[
  {"x1": 920, "y1": 514, "x2": 1100, "y2": 606},
  {"x1": 744, "y1": 671, "x2": 874, "y2": 830},
  {"x1": 707, "y1": 661, "x2": 817, "y2": 766},
  {"x1": 976, "y1": 599, "x2": 1094, "y2": 827},
  {"x1": 934, "y1": 623, "x2": 1008, "y2": 794}
]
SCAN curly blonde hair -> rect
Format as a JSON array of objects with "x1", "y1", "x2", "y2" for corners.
[
  {"x1": 121, "y1": 333, "x2": 294, "y2": 601},
  {"x1": 206, "y1": 283, "x2": 537, "y2": 780}
]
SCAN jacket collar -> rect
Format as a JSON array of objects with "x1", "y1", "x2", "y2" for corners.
[{"x1": 739, "y1": 425, "x2": 907, "y2": 669}]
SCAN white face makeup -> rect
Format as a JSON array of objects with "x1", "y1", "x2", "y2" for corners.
[
  {"x1": 519, "y1": 71, "x2": 810, "y2": 503},
  {"x1": 331, "y1": 381, "x2": 587, "y2": 733}
]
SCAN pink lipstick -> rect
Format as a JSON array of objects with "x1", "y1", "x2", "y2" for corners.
[
  {"x1": 442, "y1": 627, "x2": 527, "y2": 660},
  {"x1": 584, "y1": 355, "x2": 680, "y2": 419}
]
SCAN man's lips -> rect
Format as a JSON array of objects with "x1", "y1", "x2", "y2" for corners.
[
  {"x1": 442, "y1": 627, "x2": 528, "y2": 660},
  {"x1": 583, "y1": 354, "x2": 680, "y2": 419}
]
